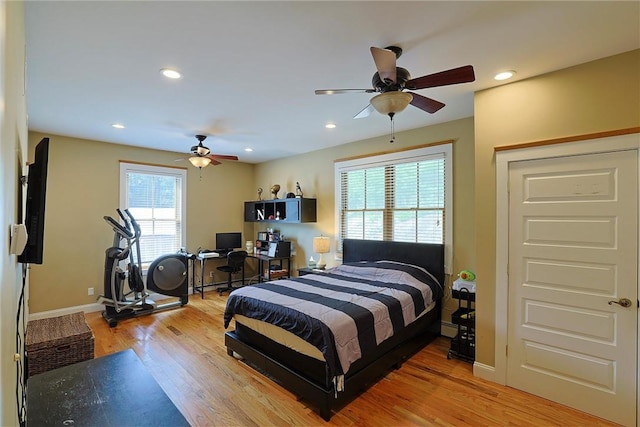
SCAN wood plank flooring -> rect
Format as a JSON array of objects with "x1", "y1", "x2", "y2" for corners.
[{"x1": 86, "y1": 293, "x2": 617, "y2": 426}]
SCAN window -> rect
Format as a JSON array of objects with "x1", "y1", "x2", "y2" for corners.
[
  {"x1": 335, "y1": 143, "x2": 452, "y2": 271},
  {"x1": 119, "y1": 162, "x2": 186, "y2": 266}
]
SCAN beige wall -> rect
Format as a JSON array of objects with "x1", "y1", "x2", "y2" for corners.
[
  {"x1": 473, "y1": 49, "x2": 640, "y2": 367},
  {"x1": 27, "y1": 132, "x2": 255, "y2": 313},
  {"x1": 1, "y1": 1, "x2": 27, "y2": 425},
  {"x1": 253, "y1": 116, "x2": 476, "y2": 322}
]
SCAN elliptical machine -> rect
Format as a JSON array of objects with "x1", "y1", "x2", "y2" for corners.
[{"x1": 99, "y1": 209, "x2": 189, "y2": 327}]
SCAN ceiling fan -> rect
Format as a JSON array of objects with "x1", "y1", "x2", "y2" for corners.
[
  {"x1": 315, "y1": 46, "x2": 475, "y2": 121},
  {"x1": 183, "y1": 135, "x2": 239, "y2": 168}
]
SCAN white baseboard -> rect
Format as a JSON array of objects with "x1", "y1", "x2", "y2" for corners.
[
  {"x1": 29, "y1": 302, "x2": 103, "y2": 321},
  {"x1": 28, "y1": 291, "x2": 191, "y2": 321},
  {"x1": 473, "y1": 361, "x2": 496, "y2": 383}
]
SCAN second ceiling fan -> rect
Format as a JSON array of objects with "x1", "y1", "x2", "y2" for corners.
[{"x1": 315, "y1": 46, "x2": 475, "y2": 120}]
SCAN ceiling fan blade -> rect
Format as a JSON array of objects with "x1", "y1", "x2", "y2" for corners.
[
  {"x1": 370, "y1": 47, "x2": 397, "y2": 83},
  {"x1": 315, "y1": 89, "x2": 376, "y2": 95},
  {"x1": 353, "y1": 104, "x2": 374, "y2": 119},
  {"x1": 409, "y1": 92, "x2": 446, "y2": 114},
  {"x1": 209, "y1": 154, "x2": 239, "y2": 161},
  {"x1": 208, "y1": 158, "x2": 222, "y2": 166},
  {"x1": 406, "y1": 65, "x2": 475, "y2": 90}
]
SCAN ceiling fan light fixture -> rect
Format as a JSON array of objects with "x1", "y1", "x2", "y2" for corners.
[
  {"x1": 189, "y1": 156, "x2": 211, "y2": 168},
  {"x1": 370, "y1": 92, "x2": 413, "y2": 115},
  {"x1": 195, "y1": 145, "x2": 210, "y2": 156}
]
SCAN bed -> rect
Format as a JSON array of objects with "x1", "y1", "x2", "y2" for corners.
[{"x1": 223, "y1": 239, "x2": 445, "y2": 420}]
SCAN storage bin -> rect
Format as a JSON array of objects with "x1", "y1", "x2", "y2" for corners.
[{"x1": 26, "y1": 312, "x2": 94, "y2": 377}]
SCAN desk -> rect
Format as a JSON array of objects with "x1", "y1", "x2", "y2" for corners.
[
  {"x1": 194, "y1": 252, "x2": 246, "y2": 298},
  {"x1": 27, "y1": 349, "x2": 189, "y2": 426},
  {"x1": 193, "y1": 253, "x2": 289, "y2": 295}
]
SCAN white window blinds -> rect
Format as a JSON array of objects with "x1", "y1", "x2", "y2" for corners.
[
  {"x1": 335, "y1": 143, "x2": 452, "y2": 270},
  {"x1": 120, "y1": 163, "x2": 186, "y2": 265}
]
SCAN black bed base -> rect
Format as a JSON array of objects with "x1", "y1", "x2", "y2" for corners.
[{"x1": 224, "y1": 306, "x2": 441, "y2": 421}]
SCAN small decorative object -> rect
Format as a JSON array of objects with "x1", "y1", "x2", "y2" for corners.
[
  {"x1": 271, "y1": 184, "x2": 280, "y2": 199},
  {"x1": 295, "y1": 181, "x2": 303, "y2": 198},
  {"x1": 257, "y1": 209, "x2": 264, "y2": 221},
  {"x1": 276, "y1": 211, "x2": 281, "y2": 220},
  {"x1": 245, "y1": 240, "x2": 254, "y2": 253},
  {"x1": 312, "y1": 235, "x2": 330, "y2": 269},
  {"x1": 308, "y1": 256, "x2": 316, "y2": 269},
  {"x1": 257, "y1": 187, "x2": 263, "y2": 200},
  {"x1": 286, "y1": 192, "x2": 295, "y2": 198},
  {"x1": 458, "y1": 270, "x2": 476, "y2": 281}
]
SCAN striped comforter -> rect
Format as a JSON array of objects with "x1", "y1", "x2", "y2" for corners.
[{"x1": 223, "y1": 261, "x2": 443, "y2": 385}]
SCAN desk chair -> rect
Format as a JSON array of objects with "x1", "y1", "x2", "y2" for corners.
[{"x1": 217, "y1": 250, "x2": 248, "y2": 295}]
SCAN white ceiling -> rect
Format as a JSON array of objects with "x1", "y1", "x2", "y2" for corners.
[{"x1": 24, "y1": 1, "x2": 639, "y2": 164}]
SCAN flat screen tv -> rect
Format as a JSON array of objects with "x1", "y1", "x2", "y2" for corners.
[
  {"x1": 18, "y1": 137, "x2": 50, "y2": 264},
  {"x1": 215, "y1": 232, "x2": 242, "y2": 252}
]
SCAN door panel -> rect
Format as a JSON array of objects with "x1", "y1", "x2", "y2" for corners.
[{"x1": 507, "y1": 150, "x2": 637, "y2": 426}]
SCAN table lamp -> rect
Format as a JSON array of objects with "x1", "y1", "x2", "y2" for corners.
[{"x1": 312, "y1": 236, "x2": 330, "y2": 269}]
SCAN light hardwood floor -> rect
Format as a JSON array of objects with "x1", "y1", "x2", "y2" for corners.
[{"x1": 86, "y1": 293, "x2": 617, "y2": 427}]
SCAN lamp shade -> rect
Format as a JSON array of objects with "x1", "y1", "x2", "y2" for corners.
[
  {"x1": 313, "y1": 236, "x2": 330, "y2": 254},
  {"x1": 370, "y1": 91, "x2": 413, "y2": 115},
  {"x1": 189, "y1": 156, "x2": 211, "y2": 168},
  {"x1": 313, "y1": 236, "x2": 330, "y2": 269}
]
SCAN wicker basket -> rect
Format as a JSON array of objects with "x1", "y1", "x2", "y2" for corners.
[{"x1": 26, "y1": 312, "x2": 94, "y2": 377}]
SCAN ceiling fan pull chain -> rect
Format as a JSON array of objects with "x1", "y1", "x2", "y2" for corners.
[{"x1": 389, "y1": 112, "x2": 395, "y2": 143}]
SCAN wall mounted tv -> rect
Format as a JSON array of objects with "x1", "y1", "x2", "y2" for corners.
[{"x1": 18, "y1": 137, "x2": 50, "y2": 264}]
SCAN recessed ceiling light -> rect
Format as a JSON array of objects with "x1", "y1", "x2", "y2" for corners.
[
  {"x1": 494, "y1": 70, "x2": 516, "y2": 81},
  {"x1": 244, "y1": 148, "x2": 253, "y2": 152},
  {"x1": 112, "y1": 123, "x2": 125, "y2": 129},
  {"x1": 325, "y1": 123, "x2": 337, "y2": 129},
  {"x1": 160, "y1": 68, "x2": 182, "y2": 79}
]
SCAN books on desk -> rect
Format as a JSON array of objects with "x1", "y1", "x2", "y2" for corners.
[{"x1": 263, "y1": 269, "x2": 288, "y2": 280}]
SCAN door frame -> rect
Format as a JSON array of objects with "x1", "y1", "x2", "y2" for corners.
[{"x1": 494, "y1": 131, "x2": 639, "y2": 420}]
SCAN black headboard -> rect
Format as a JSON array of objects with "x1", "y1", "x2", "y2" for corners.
[{"x1": 342, "y1": 239, "x2": 445, "y2": 288}]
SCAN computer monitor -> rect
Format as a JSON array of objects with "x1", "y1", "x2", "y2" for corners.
[{"x1": 215, "y1": 232, "x2": 242, "y2": 252}]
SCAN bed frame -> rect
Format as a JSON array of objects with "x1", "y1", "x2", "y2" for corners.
[{"x1": 224, "y1": 239, "x2": 445, "y2": 421}]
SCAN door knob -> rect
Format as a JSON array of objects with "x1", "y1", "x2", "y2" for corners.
[{"x1": 608, "y1": 298, "x2": 633, "y2": 308}]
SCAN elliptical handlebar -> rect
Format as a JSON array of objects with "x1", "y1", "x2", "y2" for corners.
[
  {"x1": 103, "y1": 215, "x2": 135, "y2": 240},
  {"x1": 122, "y1": 209, "x2": 143, "y2": 270},
  {"x1": 116, "y1": 208, "x2": 132, "y2": 235},
  {"x1": 122, "y1": 209, "x2": 142, "y2": 239}
]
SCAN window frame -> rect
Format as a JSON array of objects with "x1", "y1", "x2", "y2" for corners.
[
  {"x1": 334, "y1": 143, "x2": 452, "y2": 273},
  {"x1": 119, "y1": 162, "x2": 187, "y2": 268}
]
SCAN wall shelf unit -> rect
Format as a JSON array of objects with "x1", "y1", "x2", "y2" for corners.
[{"x1": 244, "y1": 198, "x2": 316, "y2": 223}]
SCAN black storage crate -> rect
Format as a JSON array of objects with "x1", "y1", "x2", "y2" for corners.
[{"x1": 448, "y1": 287, "x2": 475, "y2": 362}]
